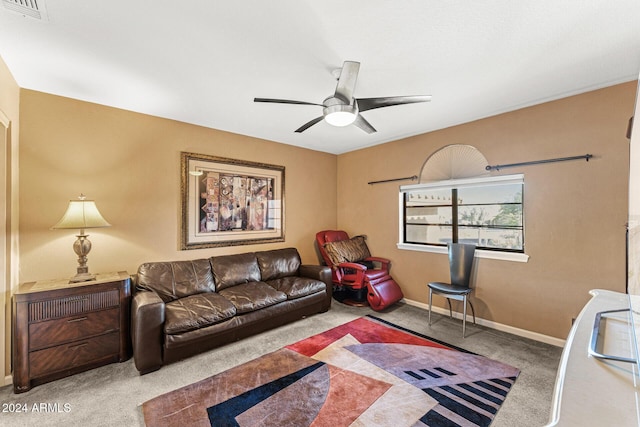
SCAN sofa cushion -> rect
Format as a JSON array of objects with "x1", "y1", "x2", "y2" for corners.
[
  {"x1": 137, "y1": 259, "x2": 215, "y2": 302},
  {"x1": 266, "y1": 277, "x2": 326, "y2": 300},
  {"x1": 256, "y1": 248, "x2": 301, "y2": 281},
  {"x1": 218, "y1": 281, "x2": 287, "y2": 314},
  {"x1": 164, "y1": 293, "x2": 237, "y2": 335},
  {"x1": 323, "y1": 235, "x2": 371, "y2": 265},
  {"x1": 211, "y1": 253, "x2": 261, "y2": 291}
]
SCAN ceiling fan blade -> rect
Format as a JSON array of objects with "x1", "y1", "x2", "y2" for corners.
[
  {"x1": 334, "y1": 61, "x2": 360, "y2": 104},
  {"x1": 353, "y1": 114, "x2": 377, "y2": 134},
  {"x1": 294, "y1": 116, "x2": 324, "y2": 133},
  {"x1": 254, "y1": 98, "x2": 322, "y2": 107},
  {"x1": 356, "y1": 95, "x2": 432, "y2": 112}
]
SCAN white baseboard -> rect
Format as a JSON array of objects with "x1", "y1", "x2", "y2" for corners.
[
  {"x1": 4, "y1": 374, "x2": 12, "y2": 387},
  {"x1": 403, "y1": 298, "x2": 566, "y2": 348}
]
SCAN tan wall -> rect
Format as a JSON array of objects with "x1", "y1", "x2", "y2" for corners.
[
  {"x1": 18, "y1": 90, "x2": 337, "y2": 283},
  {"x1": 337, "y1": 82, "x2": 635, "y2": 339}
]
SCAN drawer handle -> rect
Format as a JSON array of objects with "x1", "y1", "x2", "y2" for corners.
[
  {"x1": 67, "y1": 316, "x2": 88, "y2": 323},
  {"x1": 68, "y1": 342, "x2": 89, "y2": 350}
]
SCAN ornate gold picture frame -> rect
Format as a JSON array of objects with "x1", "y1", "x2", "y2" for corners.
[{"x1": 180, "y1": 152, "x2": 285, "y2": 249}]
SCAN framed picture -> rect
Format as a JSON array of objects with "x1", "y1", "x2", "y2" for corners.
[{"x1": 180, "y1": 152, "x2": 285, "y2": 249}]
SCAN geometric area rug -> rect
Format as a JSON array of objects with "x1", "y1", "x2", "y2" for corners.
[{"x1": 141, "y1": 315, "x2": 519, "y2": 427}]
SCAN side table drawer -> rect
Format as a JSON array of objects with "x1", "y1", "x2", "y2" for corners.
[
  {"x1": 29, "y1": 332, "x2": 120, "y2": 378},
  {"x1": 29, "y1": 308, "x2": 120, "y2": 350},
  {"x1": 28, "y1": 289, "x2": 119, "y2": 321}
]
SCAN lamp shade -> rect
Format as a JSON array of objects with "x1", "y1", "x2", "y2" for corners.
[{"x1": 52, "y1": 198, "x2": 111, "y2": 230}]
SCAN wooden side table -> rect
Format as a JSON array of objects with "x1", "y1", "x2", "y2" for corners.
[{"x1": 12, "y1": 271, "x2": 131, "y2": 393}]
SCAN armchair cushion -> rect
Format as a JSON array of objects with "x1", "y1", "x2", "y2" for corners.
[
  {"x1": 164, "y1": 293, "x2": 237, "y2": 335},
  {"x1": 323, "y1": 235, "x2": 371, "y2": 265}
]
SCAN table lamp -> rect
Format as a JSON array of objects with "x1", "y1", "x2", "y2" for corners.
[{"x1": 52, "y1": 194, "x2": 111, "y2": 283}]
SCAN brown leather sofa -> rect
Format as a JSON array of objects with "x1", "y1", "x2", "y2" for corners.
[{"x1": 131, "y1": 247, "x2": 332, "y2": 374}]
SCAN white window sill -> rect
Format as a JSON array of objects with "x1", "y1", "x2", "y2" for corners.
[{"x1": 396, "y1": 243, "x2": 529, "y2": 263}]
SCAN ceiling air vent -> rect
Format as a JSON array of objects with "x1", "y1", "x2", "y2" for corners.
[{"x1": 2, "y1": 0, "x2": 48, "y2": 20}]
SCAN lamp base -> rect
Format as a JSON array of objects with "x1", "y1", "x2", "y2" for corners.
[
  {"x1": 69, "y1": 272, "x2": 96, "y2": 283},
  {"x1": 69, "y1": 232, "x2": 96, "y2": 283}
]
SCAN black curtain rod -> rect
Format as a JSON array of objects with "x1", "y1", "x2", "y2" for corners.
[
  {"x1": 368, "y1": 175, "x2": 418, "y2": 185},
  {"x1": 486, "y1": 154, "x2": 593, "y2": 171}
]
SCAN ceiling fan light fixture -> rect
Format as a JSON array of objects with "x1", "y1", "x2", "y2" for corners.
[
  {"x1": 323, "y1": 104, "x2": 357, "y2": 127},
  {"x1": 254, "y1": 60, "x2": 431, "y2": 133}
]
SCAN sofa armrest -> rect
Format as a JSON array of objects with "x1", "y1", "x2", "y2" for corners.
[
  {"x1": 299, "y1": 264, "x2": 333, "y2": 308},
  {"x1": 131, "y1": 290, "x2": 165, "y2": 374}
]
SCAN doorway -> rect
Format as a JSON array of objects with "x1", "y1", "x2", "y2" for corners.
[{"x1": 0, "y1": 109, "x2": 11, "y2": 385}]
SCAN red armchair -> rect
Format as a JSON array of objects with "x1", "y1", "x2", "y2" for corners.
[{"x1": 315, "y1": 230, "x2": 403, "y2": 310}]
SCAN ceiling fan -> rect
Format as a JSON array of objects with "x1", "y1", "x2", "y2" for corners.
[{"x1": 254, "y1": 61, "x2": 431, "y2": 134}]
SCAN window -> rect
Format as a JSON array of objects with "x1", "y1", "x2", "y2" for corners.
[{"x1": 399, "y1": 174, "x2": 524, "y2": 253}]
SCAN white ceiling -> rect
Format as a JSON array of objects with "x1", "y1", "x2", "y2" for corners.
[{"x1": 0, "y1": 1, "x2": 639, "y2": 154}]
